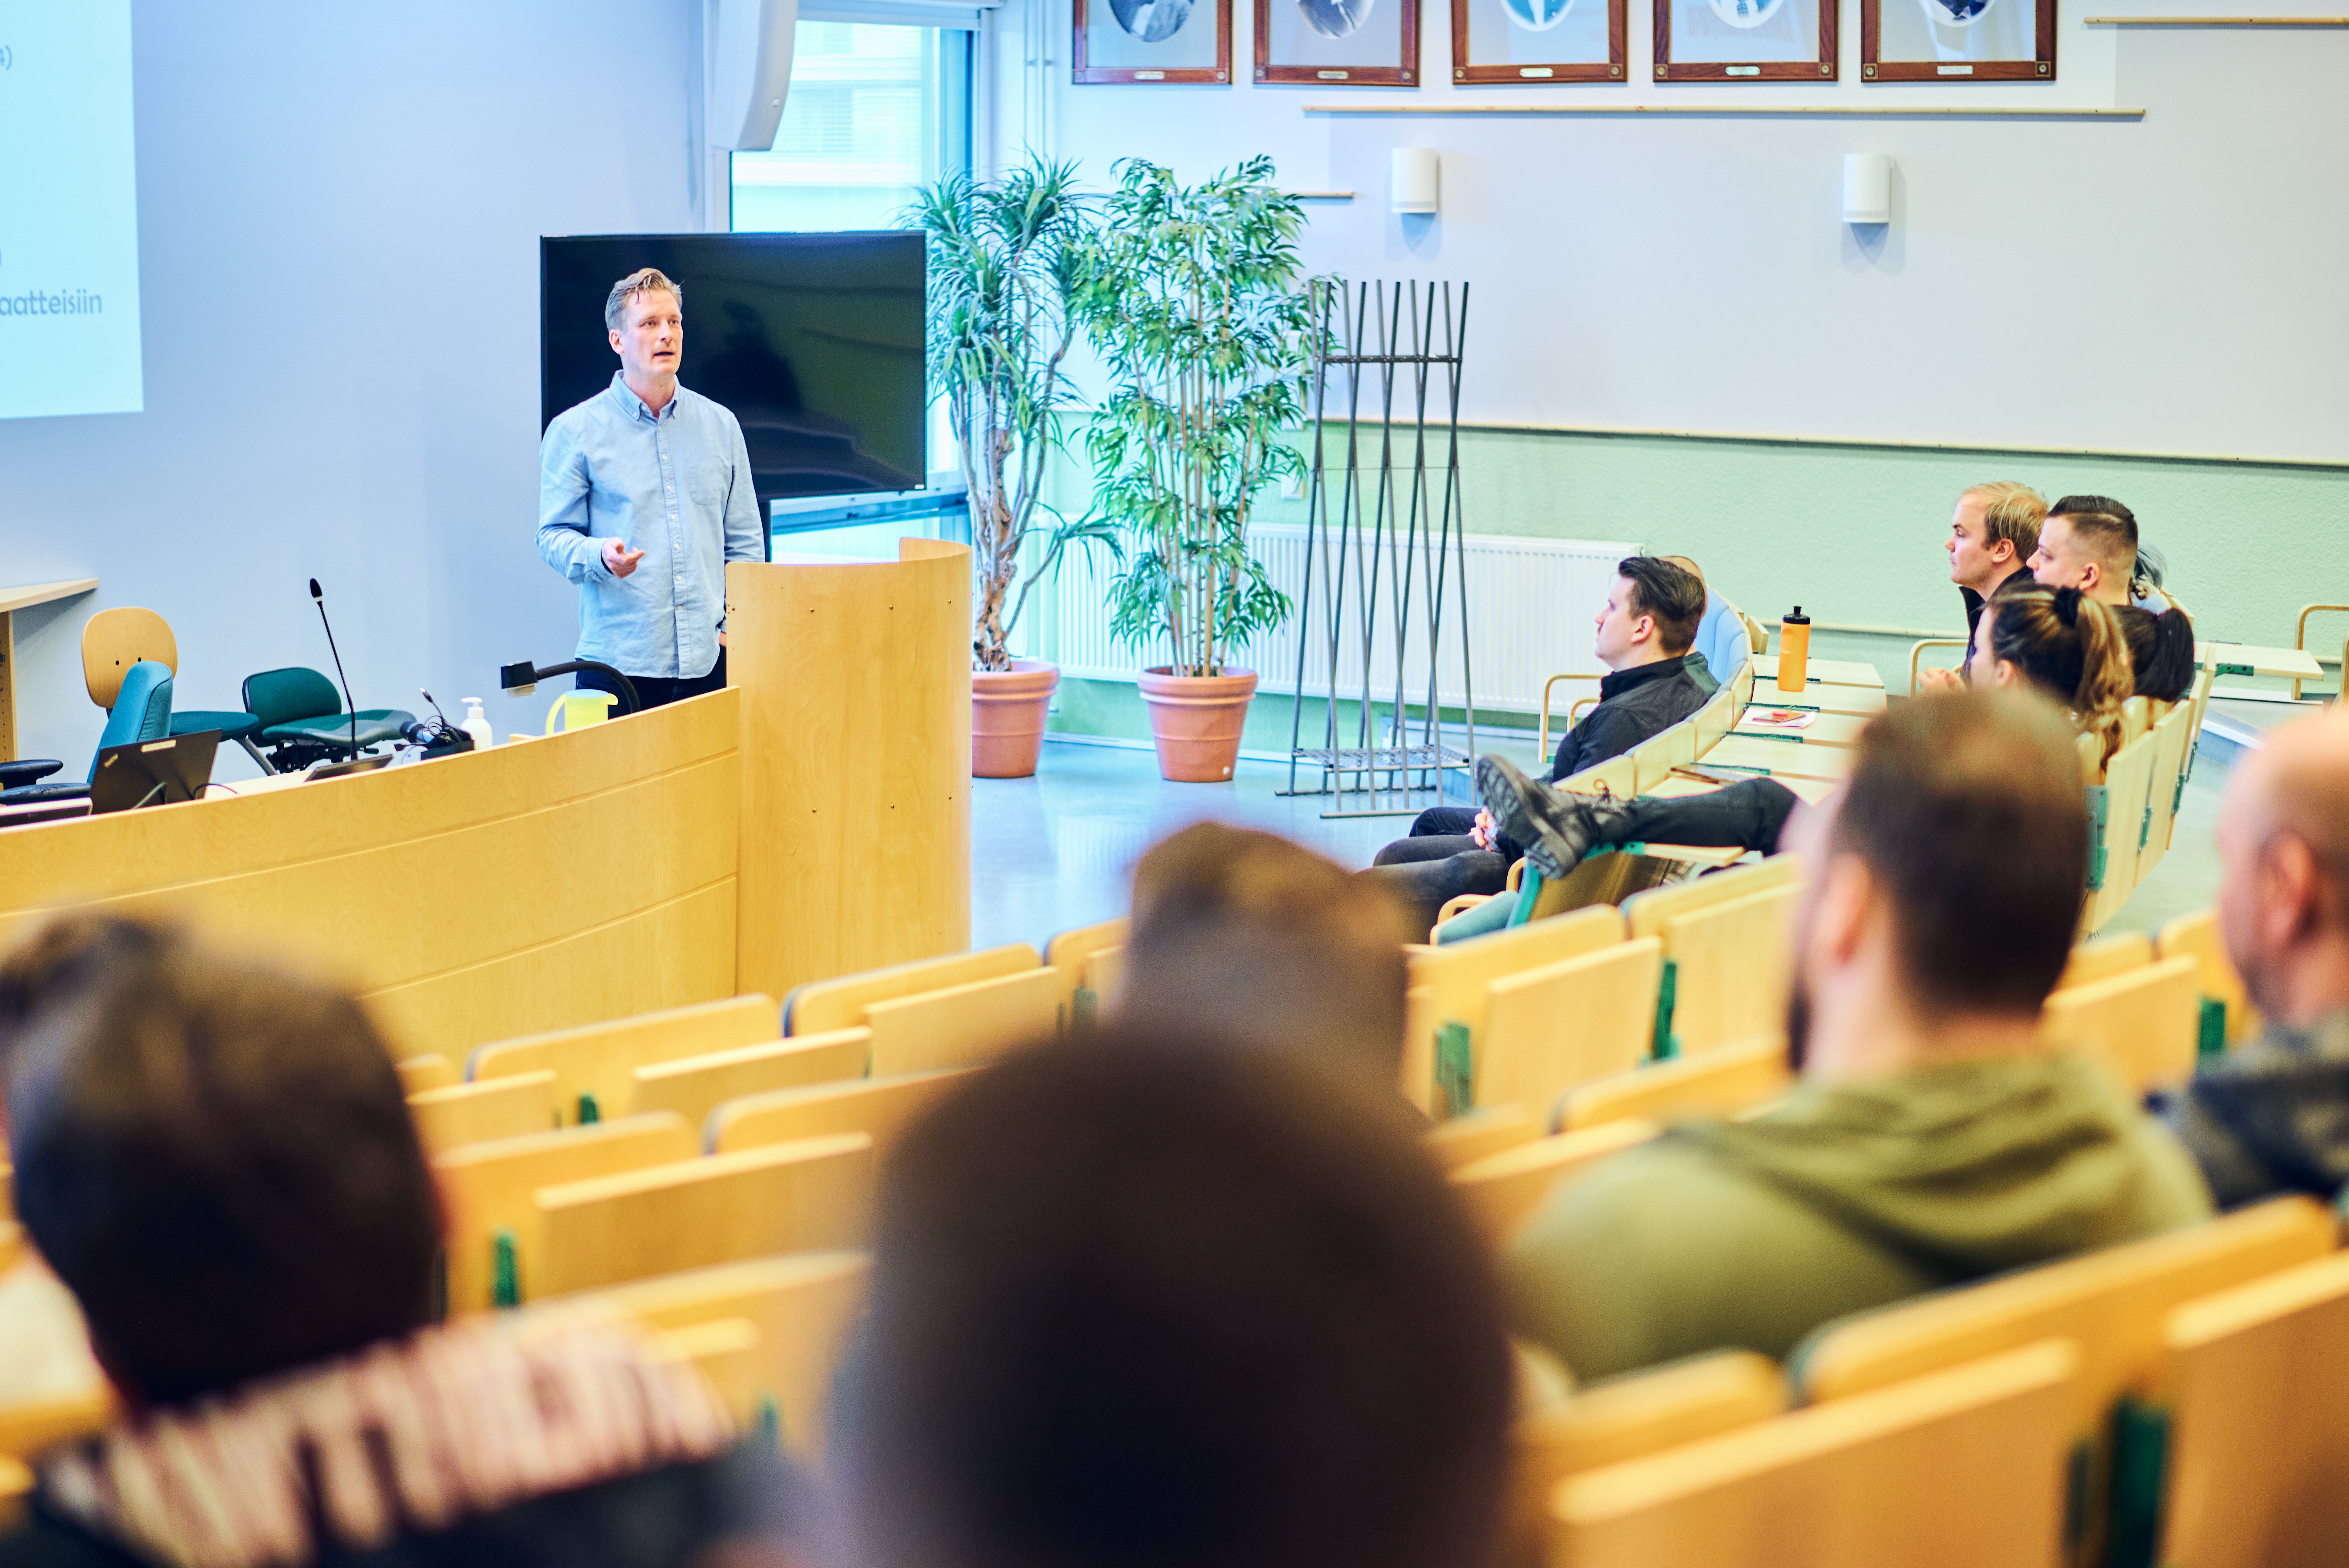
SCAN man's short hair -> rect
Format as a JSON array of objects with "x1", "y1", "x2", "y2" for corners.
[
  {"x1": 845, "y1": 1037, "x2": 1513, "y2": 1568},
  {"x1": 1829, "y1": 690, "x2": 2089, "y2": 1019},
  {"x1": 2049, "y1": 494, "x2": 2139, "y2": 577},
  {"x1": 0, "y1": 913, "x2": 439, "y2": 1407},
  {"x1": 1962, "y1": 481, "x2": 2047, "y2": 563},
  {"x1": 1124, "y1": 823, "x2": 1416, "y2": 1086},
  {"x1": 1617, "y1": 555, "x2": 1705, "y2": 656},
  {"x1": 605, "y1": 267, "x2": 684, "y2": 333}
]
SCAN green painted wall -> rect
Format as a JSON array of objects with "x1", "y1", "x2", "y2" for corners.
[{"x1": 1039, "y1": 426, "x2": 2349, "y2": 744}]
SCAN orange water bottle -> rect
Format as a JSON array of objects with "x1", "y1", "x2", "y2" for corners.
[{"x1": 1776, "y1": 607, "x2": 1812, "y2": 693}]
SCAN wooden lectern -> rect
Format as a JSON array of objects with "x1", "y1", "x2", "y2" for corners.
[{"x1": 727, "y1": 540, "x2": 972, "y2": 1003}]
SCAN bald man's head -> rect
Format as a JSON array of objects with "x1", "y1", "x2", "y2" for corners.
[{"x1": 2216, "y1": 711, "x2": 2349, "y2": 1026}]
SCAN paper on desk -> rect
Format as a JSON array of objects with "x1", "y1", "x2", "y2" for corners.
[{"x1": 1745, "y1": 709, "x2": 1817, "y2": 731}]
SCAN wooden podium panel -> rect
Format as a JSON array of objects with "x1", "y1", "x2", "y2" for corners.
[
  {"x1": 729, "y1": 540, "x2": 971, "y2": 1001},
  {"x1": 0, "y1": 690, "x2": 740, "y2": 1057}
]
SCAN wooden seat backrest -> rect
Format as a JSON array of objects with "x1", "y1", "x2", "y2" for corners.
[
  {"x1": 1506, "y1": 1351, "x2": 1784, "y2": 1568},
  {"x1": 1045, "y1": 917, "x2": 1129, "y2": 1002},
  {"x1": 1450, "y1": 1119, "x2": 1659, "y2": 1244},
  {"x1": 394, "y1": 1054, "x2": 459, "y2": 1094},
  {"x1": 0, "y1": 1387, "x2": 112, "y2": 1463},
  {"x1": 409, "y1": 1069, "x2": 557, "y2": 1155},
  {"x1": 592, "y1": 1251, "x2": 870, "y2": 1459},
  {"x1": 2159, "y1": 1251, "x2": 2349, "y2": 1568},
  {"x1": 2139, "y1": 696, "x2": 2194, "y2": 879},
  {"x1": 864, "y1": 965, "x2": 1065, "y2": 1076},
  {"x1": 1561, "y1": 1035, "x2": 1789, "y2": 1132},
  {"x1": 1479, "y1": 939, "x2": 1662, "y2": 1117},
  {"x1": 1081, "y1": 946, "x2": 1126, "y2": 1009},
  {"x1": 2084, "y1": 731, "x2": 2160, "y2": 931},
  {"x1": 1622, "y1": 855, "x2": 1801, "y2": 942},
  {"x1": 785, "y1": 942, "x2": 1040, "y2": 1035},
  {"x1": 651, "y1": 1316, "x2": 764, "y2": 1427},
  {"x1": 2057, "y1": 930, "x2": 2155, "y2": 993},
  {"x1": 2038, "y1": 954, "x2": 2201, "y2": 1093},
  {"x1": 711, "y1": 1068, "x2": 970, "y2": 1158},
  {"x1": 0, "y1": 1455, "x2": 28, "y2": 1533},
  {"x1": 532, "y1": 1134, "x2": 876, "y2": 1297},
  {"x1": 1693, "y1": 681, "x2": 1740, "y2": 753},
  {"x1": 470, "y1": 994, "x2": 781, "y2": 1124},
  {"x1": 1795, "y1": 1196, "x2": 2334, "y2": 1428},
  {"x1": 1423, "y1": 1104, "x2": 1544, "y2": 1170},
  {"x1": 1557, "y1": 751, "x2": 1636, "y2": 801},
  {"x1": 435, "y1": 1113, "x2": 697, "y2": 1312},
  {"x1": 1550, "y1": 1341, "x2": 2080, "y2": 1568},
  {"x1": 1659, "y1": 884, "x2": 1799, "y2": 1057},
  {"x1": 2157, "y1": 908, "x2": 2260, "y2": 1050},
  {"x1": 1406, "y1": 907, "x2": 1625, "y2": 1085},
  {"x1": 81, "y1": 606, "x2": 179, "y2": 710},
  {"x1": 1630, "y1": 719, "x2": 1700, "y2": 795},
  {"x1": 628, "y1": 1027, "x2": 872, "y2": 1128}
]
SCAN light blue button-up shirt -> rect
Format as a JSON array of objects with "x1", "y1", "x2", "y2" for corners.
[{"x1": 538, "y1": 373, "x2": 766, "y2": 680}]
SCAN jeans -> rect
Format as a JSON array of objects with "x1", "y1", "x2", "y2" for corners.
[
  {"x1": 575, "y1": 648, "x2": 728, "y2": 713},
  {"x1": 1611, "y1": 778, "x2": 1801, "y2": 854},
  {"x1": 1365, "y1": 806, "x2": 1517, "y2": 935}
]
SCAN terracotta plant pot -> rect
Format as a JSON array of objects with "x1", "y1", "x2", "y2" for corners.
[
  {"x1": 971, "y1": 659, "x2": 1060, "y2": 779},
  {"x1": 1138, "y1": 666, "x2": 1259, "y2": 783}
]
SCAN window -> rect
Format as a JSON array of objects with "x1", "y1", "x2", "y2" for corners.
[{"x1": 730, "y1": 22, "x2": 972, "y2": 235}]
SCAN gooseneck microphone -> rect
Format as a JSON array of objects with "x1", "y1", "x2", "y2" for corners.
[{"x1": 310, "y1": 578, "x2": 361, "y2": 762}]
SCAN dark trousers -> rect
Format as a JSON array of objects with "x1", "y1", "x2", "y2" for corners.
[
  {"x1": 1612, "y1": 778, "x2": 1802, "y2": 853},
  {"x1": 1366, "y1": 806, "x2": 1517, "y2": 935},
  {"x1": 576, "y1": 648, "x2": 728, "y2": 713}
]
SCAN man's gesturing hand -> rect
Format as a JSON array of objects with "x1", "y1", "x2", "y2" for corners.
[{"x1": 602, "y1": 539, "x2": 645, "y2": 578}]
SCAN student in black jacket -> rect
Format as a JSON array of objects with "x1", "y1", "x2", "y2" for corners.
[
  {"x1": 0, "y1": 913, "x2": 824, "y2": 1568},
  {"x1": 1366, "y1": 555, "x2": 1709, "y2": 933}
]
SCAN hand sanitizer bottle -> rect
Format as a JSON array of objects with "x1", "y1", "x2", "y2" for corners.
[{"x1": 460, "y1": 698, "x2": 496, "y2": 752}]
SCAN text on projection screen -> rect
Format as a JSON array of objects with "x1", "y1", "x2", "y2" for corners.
[{"x1": 0, "y1": 1, "x2": 143, "y2": 421}]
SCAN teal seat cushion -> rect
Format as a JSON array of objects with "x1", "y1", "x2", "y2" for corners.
[
  {"x1": 171, "y1": 710, "x2": 261, "y2": 743},
  {"x1": 243, "y1": 666, "x2": 343, "y2": 729},
  {"x1": 259, "y1": 709, "x2": 415, "y2": 748}
]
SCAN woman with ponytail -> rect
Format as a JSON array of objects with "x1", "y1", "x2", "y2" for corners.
[
  {"x1": 1972, "y1": 585, "x2": 2136, "y2": 768},
  {"x1": 2119, "y1": 605, "x2": 2197, "y2": 704}
]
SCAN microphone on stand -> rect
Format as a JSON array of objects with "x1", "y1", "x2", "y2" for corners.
[{"x1": 309, "y1": 578, "x2": 360, "y2": 763}]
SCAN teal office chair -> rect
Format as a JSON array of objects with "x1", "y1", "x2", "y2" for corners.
[
  {"x1": 242, "y1": 667, "x2": 415, "y2": 772},
  {"x1": 0, "y1": 661, "x2": 176, "y2": 804}
]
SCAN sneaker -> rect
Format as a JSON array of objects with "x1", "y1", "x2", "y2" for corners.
[{"x1": 1474, "y1": 755, "x2": 1627, "y2": 881}]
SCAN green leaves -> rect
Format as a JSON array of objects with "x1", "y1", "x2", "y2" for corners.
[{"x1": 1073, "y1": 157, "x2": 1310, "y2": 678}]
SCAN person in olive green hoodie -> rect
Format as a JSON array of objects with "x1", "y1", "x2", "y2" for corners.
[{"x1": 1502, "y1": 688, "x2": 2213, "y2": 1382}]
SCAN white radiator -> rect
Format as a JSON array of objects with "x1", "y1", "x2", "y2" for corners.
[{"x1": 1018, "y1": 525, "x2": 1642, "y2": 717}]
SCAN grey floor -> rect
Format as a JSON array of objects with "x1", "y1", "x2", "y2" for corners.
[{"x1": 970, "y1": 706, "x2": 2301, "y2": 952}]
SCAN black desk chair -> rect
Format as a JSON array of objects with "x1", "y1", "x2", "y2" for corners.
[{"x1": 0, "y1": 661, "x2": 175, "y2": 803}]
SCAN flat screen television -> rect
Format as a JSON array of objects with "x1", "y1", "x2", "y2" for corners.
[{"x1": 540, "y1": 232, "x2": 927, "y2": 505}]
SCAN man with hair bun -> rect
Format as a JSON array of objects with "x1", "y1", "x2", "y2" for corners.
[{"x1": 538, "y1": 266, "x2": 765, "y2": 711}]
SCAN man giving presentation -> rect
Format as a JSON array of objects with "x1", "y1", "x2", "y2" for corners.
[{"x1": 538, "y1": 268, "x2": 764, "y2": 709}]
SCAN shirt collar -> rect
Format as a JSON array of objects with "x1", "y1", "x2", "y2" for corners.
[
  {"x1": 608, "y1": 370, "x2": 680, "y2": 423},
  {"x1": 1599, "y1": 654, "x2": 1689, "y2": 700}
]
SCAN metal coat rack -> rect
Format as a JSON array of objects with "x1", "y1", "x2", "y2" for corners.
[{"x1": 1282, "y1": 279, "x2": 1475, "y2": 817}]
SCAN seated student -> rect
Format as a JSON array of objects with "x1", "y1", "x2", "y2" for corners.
[
  {"x1": 2029, "y1": 494, "x2": 2176, "y2": 612},
  {"x1": 1367, "y1": 556, "x2": 1709, "y2": 930},
  {"x1": 1119, "y1": 822, "x2": 1418, "y2": 1094},
  {"x1": 2158, "y1": 711, "x2": 2349, "y2": 1207},
  {"x1": 838, "y1": 1035, "x2": 1515, "y2": 1568},
  {"x1": 1473, "y1": 583, "x2": 2142, "y2": 892},
  {"x1": 0, "y1": 913, "x2": 816, "y2": 1568},
  {"x1": 1501, "y1": 690, "x2": 2212, "y2": 1382},
  {"x1": 1918, "y1": 480, "x2": 2046, "y2": 693},
  {"x1": 2116, "y1": 598, "x2": 2199, "y2": 703}
]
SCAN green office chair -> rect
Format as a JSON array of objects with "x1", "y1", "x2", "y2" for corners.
[
  {"x1": 242, "y1": 667, "x2": 415, "y2": 772},
  {"x1": 0, "y1": 660, "x2": 175, "y2": 803}
]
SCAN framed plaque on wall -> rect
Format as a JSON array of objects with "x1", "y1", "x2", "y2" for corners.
[
  {"x1": 1861, "y1": 0, "x2": 2051, "y2": 78},
  {"x1": 1257, "y1": 0, "x2": 1420, "y2": 85},
  {"x1": 1454, "y1": 0, "x2": 1624, "y2": 81},
  {"x1": 1654, "y1": 0, "x2": 1834, "y2": 79},
  {"x1": 1075, "y1": 0, "x2": 1232, "y2": 83}
]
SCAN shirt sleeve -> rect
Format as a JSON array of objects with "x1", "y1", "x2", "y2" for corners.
[
  {"x1": 538, "y1": 421, "x2": 611, "y2": 585},
  {"x1": 1551, "y1": 704, "x2": 1638, "y2": 781},
  {"x1": 721, "y1": 413, "x2": 765, "y2": 564}
]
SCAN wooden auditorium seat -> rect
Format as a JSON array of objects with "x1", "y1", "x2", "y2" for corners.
[
  {"x1": 709, "y1": 1068, "x2": 970, "y2": 1160},
  {"x1": 0, "y1": 1387, "x2": 112, "y2": 1464},
  {"x1": 1477, "y1": 940, "x2": 1664, "y2": 1118},
  {"x1": 2057, "y1": 930, "x2": 2154, "y2": 992},
  {"x1": 435, "y1": 1113, "x2": 698, "y2": 1312},
  {"x1": 627, "y1": 1028, "x2": 873, "y2": 1128},
  {"x1": 1422, "y1": 1104, "x2": 1545, "y2": 1171},
  {"x1": 2157, "y1": 907, "x2": 2260, "y2": 1052},
  {"x1": 408, "y1": 1069, "x2": 557, "y2": 1154},
  {"x1": 2083, "y1": 729, "x2": 2161, "y2": 934},
  {"x1": 863, "y1": 967, "x2": 1066, "y2": 1075},
  {"x1": 1045, "y1": 917, "x2": 1129, "y2": 1022},
  {"x1": 530, "y1": 1134, "x2": 875, "y2": 1298},
  {"x1": 0, "y1": 1456, "x2": 28, "y2": 1533},
  {"x1": 469, "y1": 994, "x2": 781, "y2": 1126},
  {"x1": 1655, "y1": 884, "x2": 1799, "y2": 1059},
  {"x1": 2160, "y1": 1251, "x2": 2349, "y2": 1568},
  {"x1": 1407, "y1": 907, "x2": 1625, "y2": 1116},
  {"x1": 393, "y1": 1054, "x2": 459, "y2": 1093},
  {"x1": 784, "y1": 942, "x2": 1041, "y2": 1035},
  {"x1": 593, "y1": 1252, "x2": 870, "y2": 1459},
  {"x1": 1450, "y1": 1119, "x2": 1660, "y2": 1245},
  {"x1": 1621, "y1": 855, "x2": 1801, "y2": 943},
  {"x1": 651, "y1": 1316, "x2": 765, "y2": 1427},
  {"x1": 1559, "y1": 1035, "x2": 1790, "y2": 1133},
  {"x1": 1549, "y1": 1341, "x2": 2081, "y2": 1568},
  {"x1": 2139, "y1": 695, "x2": 2194, "y2": 879},
  {"x1": 2038, "y1": 954, "x2": 2201, "y2": 1093}
]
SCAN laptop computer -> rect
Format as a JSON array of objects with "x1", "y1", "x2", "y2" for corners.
[{"x1": 91, "y1": 729, "x2": 221, "y2": 815}]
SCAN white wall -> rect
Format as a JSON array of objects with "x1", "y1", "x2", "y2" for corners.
[
  {"x1": 0, "y1": 3, "x2": 700, "y2": 773},
  {"x1": 989, "y1": 4, "x2": 2349, "y2": 462}
]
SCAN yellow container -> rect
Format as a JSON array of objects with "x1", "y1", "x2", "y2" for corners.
[
  {"x1": 1776, "y1": 608, "x2": 1812, "y2": 693},
  {"x1": 546, "y1": 690, "x2": 617, "y2": 734}
]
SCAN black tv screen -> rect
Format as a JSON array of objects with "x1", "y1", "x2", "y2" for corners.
[{"x1": 540, "y1": 232, "x2": 927, "y2": 504}]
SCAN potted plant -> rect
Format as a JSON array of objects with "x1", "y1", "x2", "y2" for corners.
[
  {"x1": 1075, "y1": 156, "x2": 1312, "y2": 783},
  {"x1": 912, "y1": 159, "x2": 1111, "y2": 778}
]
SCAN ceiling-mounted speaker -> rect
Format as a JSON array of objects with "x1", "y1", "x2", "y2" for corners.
[{"x1": 711, "y1": 0, "x2": 799, "y2": 152}]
